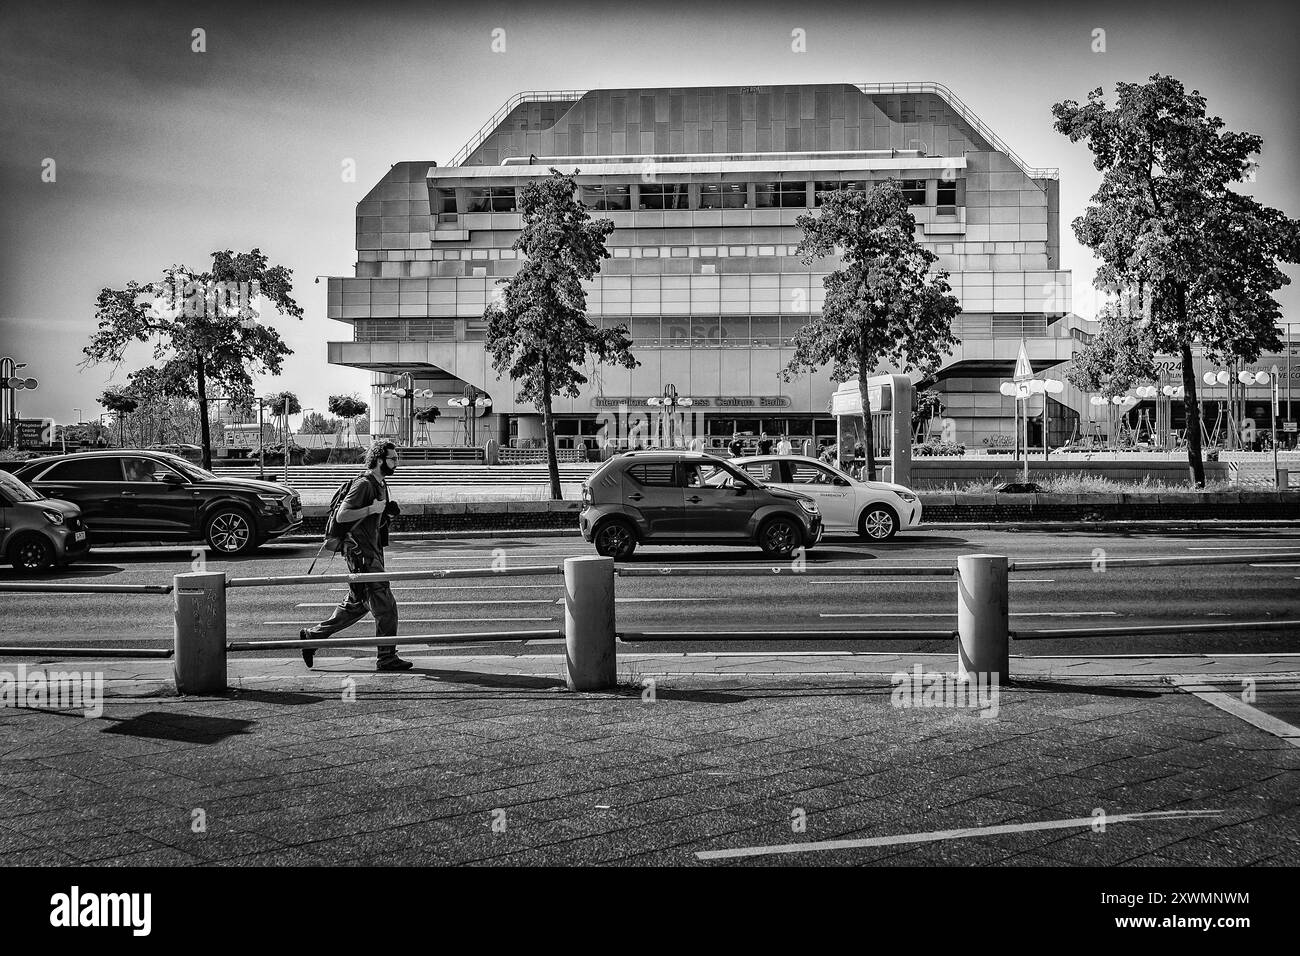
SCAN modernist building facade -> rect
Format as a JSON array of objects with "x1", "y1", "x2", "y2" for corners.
[{"x1": 324, "y1": 83, "x2": 1110, "y2": 452}]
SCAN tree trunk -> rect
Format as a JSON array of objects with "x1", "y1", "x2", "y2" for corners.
[
  {"x1": 541, "y1": 362, "x2": 561, "y2": 500},
  {"x1": 857, "y1": 358, "x2": 878, "y2": 482},
  {"x1": 196, "y1": 356, "x2": 212, "y2": 471},
  {"x1": 1180, "y1": 340, "x2": 1206, "y2": 488}
]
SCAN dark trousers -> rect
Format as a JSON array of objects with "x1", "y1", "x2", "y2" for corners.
[{"x1": 305, "y1": 547, "x2": 398, "y2": 661}]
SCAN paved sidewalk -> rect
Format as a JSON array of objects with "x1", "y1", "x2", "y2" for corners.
[{"x1": 1, "y1": 653, "x2": 1297, "y2": 866}]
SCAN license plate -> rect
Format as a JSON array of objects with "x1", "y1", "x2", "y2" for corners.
[{"x1": 74, "y1": 531, "x2": 86, "y2": 542}]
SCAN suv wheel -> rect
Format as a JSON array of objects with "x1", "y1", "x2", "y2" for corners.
[
  {"x1": 205, "y1": 507, "x2": 256, "y2": 555},
  {"x1": 758, "y1": 516, "x2": 801, "y2": 557},
  {"x1": 859, "y1": 505, "x2": 899, "y2": 541},
  {"x1": 9, "y1": 533, "x2": 56, "y2": 573},
  {"x1": 593, "y1": 520, "x2": 637, "y2": 560}
]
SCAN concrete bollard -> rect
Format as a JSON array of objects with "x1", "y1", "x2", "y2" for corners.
[
  {"x1": 173, "y1": 571, "x2": 228, "y2": 694},
  {"x1": 563, "y1": 556, "x2": 616, "y2": 691},
  {"x1": 957, "y1": 554, "x2": 1009, "y2": 684}
]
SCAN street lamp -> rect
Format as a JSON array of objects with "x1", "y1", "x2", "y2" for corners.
[
  {"x1": 446, "y1": 384, "x2": 492, "y2": 447},
  {"x1": 646, "y1": 384, "x2": 694, "y2": 448}
]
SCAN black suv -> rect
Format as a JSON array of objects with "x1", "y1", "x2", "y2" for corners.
[
  {"x1": 579, "y1": 451, "x2": 822, "y2": 559},
  {"x1": 11, "y1": 450, "x2": 303, "y2": 556}
]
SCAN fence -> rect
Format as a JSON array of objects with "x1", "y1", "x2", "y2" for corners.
[{"x1": 3, "y1": 550, "x2": 1299, "y2": 692}]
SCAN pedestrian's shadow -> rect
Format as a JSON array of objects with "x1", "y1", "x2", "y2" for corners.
[
  {"x1": 357, "y1": 667, "x2": 750, "y2": 703},
  {"x1": 1005, "y1": 678, "x2": 1165, "y2": 699}
]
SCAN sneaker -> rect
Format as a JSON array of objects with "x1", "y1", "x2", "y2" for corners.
[
  {"x1": 377, "y1": 656, "x2": 413, "y2": 672},
  {"x1": 300, "y1": 629, "x2": 315, "y2": 668}
]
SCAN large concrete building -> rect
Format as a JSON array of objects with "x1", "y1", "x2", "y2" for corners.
[{"x1": 325, "y1": 83, "x2": 1291, "y2": 455}]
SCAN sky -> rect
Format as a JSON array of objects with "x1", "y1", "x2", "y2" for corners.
[{"x1": 2, "y1": 0, "x2": 1298, "y2": 428}]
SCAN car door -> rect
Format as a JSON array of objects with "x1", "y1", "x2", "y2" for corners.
[
  {"x1": 623, "y1": 462, "x2": 684, "y2": 539},
  {"x1": 120, "y1": 455, "x2": 198, "y2": 537},
  {"x1": 25, "y1": 456, "x2": 130, "y2": 531},
  {"x1": 781, "y1": 460, "x2": 857, "y2": 529},
  {"x1": 678, "y1": 462, "x2": 757, "y2": 538}
]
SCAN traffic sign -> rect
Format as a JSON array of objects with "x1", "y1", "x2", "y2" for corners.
[
  {"x1": 1013, "y1": 340, "x2": 1033, "y2": 382},
  {"x1": 1285, "y1": 422, "x2": 1298, "y2": 433}
]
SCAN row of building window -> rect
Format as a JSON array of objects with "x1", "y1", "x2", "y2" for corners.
[
  {"x1": 457, "y1": 179, "x2": 958, "y2": 214},
  {"x1": 425, "y1": 244, "x2": 808, "y2": 261}
]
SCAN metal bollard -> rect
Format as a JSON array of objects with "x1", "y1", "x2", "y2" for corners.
[
  {"x1": 173, "y1": 571, "x2": 228, "y2": 694},
  {"x1": 563, "y1": 555, "x2": 616, "y2": 691},
  {"x1": 957, "y1": 554, "x2": 1009, "y2": 684}
]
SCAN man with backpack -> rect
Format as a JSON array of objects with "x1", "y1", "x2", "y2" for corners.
[{"x1": 300, "y1": 440, "x2": 411, "y2": 672}]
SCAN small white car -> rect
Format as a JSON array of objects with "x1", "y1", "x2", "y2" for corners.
[{"x1": 716, "y1": 455, "x2": 922, "y2": 540}]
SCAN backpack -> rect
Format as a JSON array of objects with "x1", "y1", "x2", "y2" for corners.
[{"x1": 323, "y1": 474, "x2": 369, "y2": 553}]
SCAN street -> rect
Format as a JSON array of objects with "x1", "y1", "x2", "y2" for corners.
[{"x1": 3, "y1": 527, "x2": 1298, "y2": 658}]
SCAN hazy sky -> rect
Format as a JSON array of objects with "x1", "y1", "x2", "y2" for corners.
[{"x1": 2, "y1": 0, "x2": 1297, "y2": 426}]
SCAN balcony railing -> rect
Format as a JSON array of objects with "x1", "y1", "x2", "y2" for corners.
[{"x1": 448, "y1": 90, "x2": 589, "y2": 168}]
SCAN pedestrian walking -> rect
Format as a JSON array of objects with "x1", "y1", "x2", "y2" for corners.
[
  {"x1": 300, "y1": 440, "x2": 411, "y2": 671},
  {"x1": 776, "y1": 435, "x2": 792, "y2": 455},
  {"x1": 727, "y1": 435, "x2": 744, "y2": 458},
  {"x1": 757, "y1": 432, "x2": 774, "y2": 455}
]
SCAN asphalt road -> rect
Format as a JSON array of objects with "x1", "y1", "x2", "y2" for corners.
[{"x1": 2, "y1": 527, "x2": 1299, "y2": 659}]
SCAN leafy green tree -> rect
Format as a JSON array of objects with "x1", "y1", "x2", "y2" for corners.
[
  {"x1": 327, "y1": 393, "x2": 369, "y2": 461},
  {"x1": 782, "y1": 181, "x2": 961, "y2": 480},
  {"x1": 1053, "y1": 75, "x2": 1300, "y2": 485},
  {"x1": 83, "y1": 248, "x2": 303, "y2": 469},
  {"x1": 299, "y1": 411, "x2": 341, "y2": 435},
  {"x1": 911, "y1": 387, "x2": 946, "y2": 440},
  {"x1": 484, "y1": 169, "x2": 638, "y2": 499},
  {"x1": 98, "y1": 388, "x2": 139, "y2": 447}
]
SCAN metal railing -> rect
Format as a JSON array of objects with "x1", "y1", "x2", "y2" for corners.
[
  {"x1": 855, "y1": 82, "x2": 1059, "y2": 180},
  {"x1": 449, "y1": 90, "x2": 589, "y2": 168}
]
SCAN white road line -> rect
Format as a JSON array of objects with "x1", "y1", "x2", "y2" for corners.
[
  {"x1": 1249, "y1": 563, "x2": 1300, "y2": 568},
  {"x1": 1188, "y1": 546, "x2": 1300, "y2": 551},
  {"x1": 819, "y1": 611, "x2": 1118, "y2": 618},
  {"x1": 1169, "y1": 677, "x2": 1300, "y2": 748},
  {"x1": 327, "y1": 584, "x2": 559, "y2": 592},
  {"x1": 295, "y1": 600, "x2": 553, "y2": 608},
  {"x1": 263, "y1": 618, "x2": 553, "y2": 625},
  {"x1": 694, "y1": 810, "x2": 1223, "y2": 861}
]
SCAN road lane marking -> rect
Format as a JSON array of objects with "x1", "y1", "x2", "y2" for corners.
[
  {"x1": 1188, "y1": 547, "x2": 1300, "y2": 551},
  {"x1": 1249, "y1": 563, "x2": 1300, "y2": 568},
  {"x1": 819, "y1": 611, "x2": 1118, "y2": 618},
  {"x1": 694, "y1": 809, "x2": 1223, "y2": 861},
  {"x1": 295, "y1": 600, "x2": 553, "y2": 607},
  {"x1": 264, "y1": 618, "x2": 553, "y2": 625},
  {"x1": 327, "y1": 584, "x2": 559, "y2": 592}
]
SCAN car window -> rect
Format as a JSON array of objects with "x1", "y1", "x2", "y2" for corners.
[
  {"x1": 740, "y1": 461, "x2": 780, "y2": 482},
  {"x1": 626, "y1": 463, "x2": 677, "y2": 486},
  {"x1": 700, "y1": 461, "x2": 757, "y2": 488},
  {"x1": 0, "y1": 470, "x2": 42, "y2": 502},
  {"x1": 37, "y1": 458, "x2": 123, "y2": 481},
  {"x1": 122, "y1": 457, "x2": 183, "y2": 482},
  {"x1": 789, "y1": 462, "x2": 838, "y2": 485}
]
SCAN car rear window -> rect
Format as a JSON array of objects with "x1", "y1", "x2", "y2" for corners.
[
  {"x1": 36, "y1": 458, "x2": 123, "y2": 481},
  {"x1": 626, "y1": 463, "x2": 677, "y2": 486}
]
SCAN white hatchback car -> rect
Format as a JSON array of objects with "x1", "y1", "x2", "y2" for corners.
[{"x1": 718, "y1": 455, "x2": 922, "y2": 540}]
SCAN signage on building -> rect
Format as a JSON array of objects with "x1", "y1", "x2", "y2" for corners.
[
  {"x1": 1285, "y1": 422, "x2": 1298, "y2": 433},
  {"x1": 591, "y1": 396, "x2": 792, "y2": 409}
]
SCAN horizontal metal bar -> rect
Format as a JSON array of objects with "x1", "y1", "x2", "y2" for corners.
[
  {"x1": 0, "y1": 646, "x2": 174, "y2": 658},
  {"x1": 1010, "y1": 552, "x2": 1300, "y2": 572},
  {"x1": 0, "y1": 583, "x2": 173, "y2": 594},
  {"x1": 1012, "y1": 619, "x2": 1300, "y2": 640},
  {"x1": 617, "y1": 630, "x2": 957, "y2": 642},
  {"x1": 228, "y1": 629, "x2": 563, "y2": 651},
  {"x1": 226, "y1": 565, "x2": 564, "y2": 588},
  {"x1": 615, "y1": 566, "x2": 955, "y2": 577}
]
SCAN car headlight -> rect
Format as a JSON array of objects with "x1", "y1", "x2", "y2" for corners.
[
  {"x1": 797, "y1": 498, "x2": 819, "y2": 514},
  {"x1": 42, "y1": 509, "x2": 65, "y2": 526},
  {"x1": 257, "y1": 494, "x2": 288, "y2": 508},
  {"x1": 896, "y1": 491, "x2": 917, "y2": 503}
]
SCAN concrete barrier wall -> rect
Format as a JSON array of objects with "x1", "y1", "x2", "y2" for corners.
[{"x1": 910, "y1": 459, "x2": 1233, "y2": 487}]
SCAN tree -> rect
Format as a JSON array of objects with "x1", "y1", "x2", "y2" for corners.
[
  {"x1": 99, "y1": 388, "x2": 139, "y2": 447},
  {"x1": 912, "y1": 387, "x2": 946, "y2": 440},
  {"x1": 120, "y1": 364, "x2": 199, "y2": 447},
  {"x1": 299, "y1": 411, "x2": 341, "y2": 435},
  {"x1": 1053, "y1": 75, "x2": 1300, "y2": 485},
  {"x1": 782, "y1": 181, "x2": 962, "y2": 480},
  {"x1": 265, "y1": 391, "x2": 301, "y2": 444},
  {"x1": 1066, "y1": 305, "x2": 1158, "y2": 398},
  {"x1": 484, "y1": 169, "x2": 638, "y2": 499},
  {"x1": 327, "y1": 393, "x2": 368, "y2": 461},
  {"x1": 83, "y1": 248, "x2": 304, "y2": 469}
]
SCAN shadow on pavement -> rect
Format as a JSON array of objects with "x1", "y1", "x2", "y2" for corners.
[
  {"x1": 101, "y1": 711, "x2": 256, "y2": 743},
  {"x1": 1006, "y1": 678, "x2": 1165, "y2": 699},
  {"x1": 226, "y1": 689, "x2": 325, "y2": 705}
]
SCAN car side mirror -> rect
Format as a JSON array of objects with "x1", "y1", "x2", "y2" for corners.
[
  {"x1": 833, "y1": 477, "x2": 850, "y2": 486},
  {"x1": 727, "y1": 478, "x2": 747, "y2": 492},
  {"x1": 158, "y1": 472, "x2": 184, "y2": 485}
]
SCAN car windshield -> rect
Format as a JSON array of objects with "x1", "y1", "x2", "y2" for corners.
[
  {"x1": 0, "y1": 470, "x2": 43, "y2": 502},
  {"x1": 156, "y1": 453, "x2": 215, "y2": 481},
  {"x1": 701, "y1": 461, "x2": 758, "y2": 488}
]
